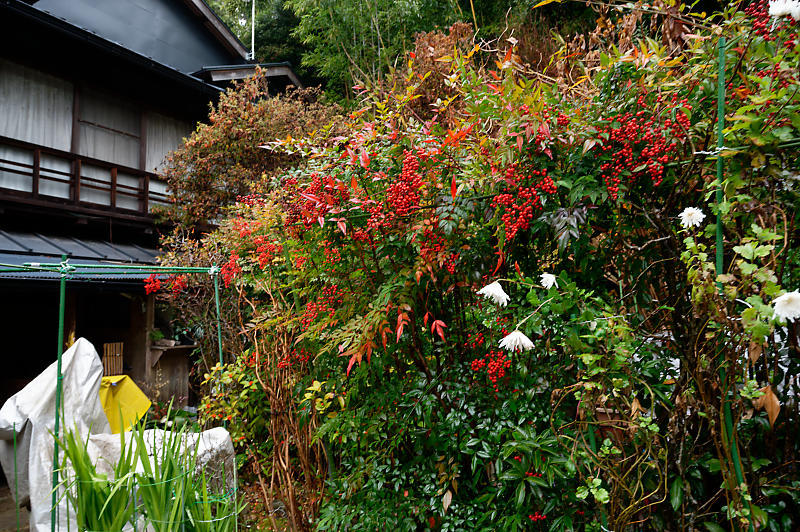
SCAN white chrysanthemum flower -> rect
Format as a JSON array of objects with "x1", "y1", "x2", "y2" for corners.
[
  {"x1": 499, "y1": 330, "x2": 534, "y2": 352},
  {"x1": 678, "y1": 207, "x2": 706, "y2": 229},
  {"x1": 477, "y1": 281, "x2": 511, "y2": 307},
  {"x1": 769, "y1": 0, "x2": 800, "y2": 20},
  {"x1": 773, "y1": 290, "x2": 800, "y2": 322},
  {"x1": 540, "y1": 272, "x2": 558, "y2": 289}
]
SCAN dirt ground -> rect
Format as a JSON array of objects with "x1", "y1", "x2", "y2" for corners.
[{"x1": 0, "y1": 486, "x2": 29, "y2": 532}]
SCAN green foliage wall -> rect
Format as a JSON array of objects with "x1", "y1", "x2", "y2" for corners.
[{"x1": 163, "y1": 2, "x2": 800, "y2": 530}]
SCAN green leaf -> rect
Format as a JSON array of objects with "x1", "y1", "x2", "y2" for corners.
[
  {"x1": 703, "y1": 522, "x2": 726, "y2": 532},
  {"x1": 515, "y1": 481, "x2": 526, "y2": 508},
  {"x1": 670, "y1": 477, "x2": 684, "y2": 511}
]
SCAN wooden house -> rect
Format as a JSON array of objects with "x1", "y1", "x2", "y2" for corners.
[{"x1": 0, "y1": 0, "x2": 298, "y2": 406}]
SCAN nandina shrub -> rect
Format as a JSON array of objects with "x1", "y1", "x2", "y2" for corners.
[{"x1": 161, "y1": 3, "x2": 800, "y2": 530}]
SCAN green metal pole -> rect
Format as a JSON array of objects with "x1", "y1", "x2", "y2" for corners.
[
  {"x1": 212, "y1": 268, "x2": 224, "y2": 370},
  {"x1": 51, "y1": 255, "x2": 68, "y2": 532},
  {"x1": 212, "y1": 268, "x2": 227, "y2": 429},
  {"x1": 714, "y1": 37, "x2": 753, "y2": 531}
]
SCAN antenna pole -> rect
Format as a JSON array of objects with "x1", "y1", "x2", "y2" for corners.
[{"x1": 250, "y1": 0, "x2": 256, "y2": 61}]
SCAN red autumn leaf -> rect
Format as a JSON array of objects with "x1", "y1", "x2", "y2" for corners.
[
  {"x1": 351, "y1": 174, "x2": 359, "y2": 190},
  {"x1": 492, "y1": 251, "x2": 505, "y2": 275},
  {"x1": 431, "y1": 320, "x2": 447, "y2": 341},
  {"x1": 423, "y1": 312, "x2": 431, "y2": 327},
  {"x1": 514, "y1": 261, "x2": 522, "y2": 277},
  {"x1": 396, "y1": 313, "x2": 407, "y2": 342},
  {"x1": 451, "y1": 175, "x2": 457, "y2": 199},
  {"x1": 299, "y1": 192, "x2": 320, "y2": 204},
  {"x1": 346, "y1": 353, "x2": 360, "y2": 376},
  {"x1": 538, "y1": 121, "x2": 551, "y2": 139},
  {"x1": 359, "y1": 149, "x2": 370, "y2": 169},
  {"x1": 337, "y1": 219, "x2": 347, "y2": 235}
]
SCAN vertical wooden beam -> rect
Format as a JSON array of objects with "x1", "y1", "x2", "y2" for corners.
[
  {"x1": 73, "y1": 159, "x2": 81, "y2": 204},
  {"x1": 142, "y1": 173, "x2": 150, "y2": 213},
  {"x1": 32, "y1": 148, "x2": 40, "y2": 197},
  {"x1": 110, "y1": 167, "x2": 117, "y2": 208}
]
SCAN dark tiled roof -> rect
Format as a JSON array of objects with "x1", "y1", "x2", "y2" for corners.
[{"x1": 0, "y1": 230, "x2": 158, "y2": 282}]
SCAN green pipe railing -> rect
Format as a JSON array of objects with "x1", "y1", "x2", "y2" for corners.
[
  {"x1": 713, "y1": 36, "x2": 753, "y2": 532},
  {"x1": 50, "y1": 256, "x2": 67, "y2": 532}
]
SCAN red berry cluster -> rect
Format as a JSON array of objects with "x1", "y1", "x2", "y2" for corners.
[
  {"x1": 144, "y1": 274, "x2": 161, "y2": 295},
  {"x1": 752, "y1": 65, "x2": 794, "y2": 90},
  {"x1": 366, "y1": 152, "x2": 425, "y2": 231},
  {"x1": 557, "y1": 112, "x2": 570, "y2": 127},
  {"x1": 295, "y1": 255, "x2": 308, "y2": 269},
  {"x1": 525, "y1": 471, "x2": 543, "y2": 478},
  {"x1": 236, "y1": 193, "x2": 268, "y2": 207},
  {"x1": 528, "y1": 511, "x2": 547, "y2": 522},
  {"x1": 322, "y1": 240, "x2": 343, "y2": 264},
  {"x1": 232, "y1": 217, "x2": 254, "y2": 237},
  {"x1": 352, "y1": 228, "x2": 371, "y2": 242},
  {"x1": 464, "y1": 332, "x2": 486, "y2": 349},
  {"x1": 493, "y1": 188, "x2": 542, "y2": 240},
  {"x1": 444, "y1": 252, "x2": 459, "y2": 274},
  {"x1": 300, "y1": 284, "x2": 344, "y2": 328},
  {"x1": 388, "y1": 151, "x2": 423, "y2": 217},
  {"x1": 277, "y1": 347, "x2": 311, "y2": 370},
  {"x1": 596, "y1": 101, "x2": 689, "y2": 199},
  {"x1": 493, "y1": 167, "x2": 556, "y2": 241},
  {"x1": 252, "y1": 236, "x2": 283, "y2": 269},
  {"x1": 470, "y1": 349, "x2": 512, "y2": 392},
  {"x1": 745, "y1": 0, "x2": 799, "y2": 44},
  {"x1": 220, "y1": 253, "x2": 241, "y2": 288}
]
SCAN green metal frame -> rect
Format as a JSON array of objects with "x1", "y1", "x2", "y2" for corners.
[
  {"x1": 714, "y1": 37, "x2": 753, "y2": 531},
  {"x1": 0, "y1": 258, "x2": 227, "y2": 532}
]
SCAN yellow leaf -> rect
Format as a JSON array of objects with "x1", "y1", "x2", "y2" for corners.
[
  {"x1": 533, "y1": 0, "x2": 560, "y2": 7},
  {"x1": 307, "y1": 380, "x2": 324, "y2": 392}
]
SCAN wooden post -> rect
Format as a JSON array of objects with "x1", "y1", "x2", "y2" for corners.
[
  {"x1": 32, "y1": 148, "x2": 40, "y2": 197},
  {"x1": 110, "y1": 167, "x2": 117, "y2": 208},
  {"x1": 73, "y1": 159, "x2": 81, "y2": 203},
  {"x1": 141, "y1": 173, "x2": 150, "y2": 213}
]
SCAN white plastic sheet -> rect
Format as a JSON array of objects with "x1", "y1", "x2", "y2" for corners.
[
  {"x1": 0, "y1": 338, "x2": 236, "y2": 531},
  {"x1": 0, "y1": 338, "x2": 111, "y2": 532}
]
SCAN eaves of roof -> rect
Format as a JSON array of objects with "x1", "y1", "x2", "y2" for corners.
[
  {"x1": 1, "y1": 0, "x2": 223, "y2": 99},
  {"x1": 179, "y1": 0, "x2": 249, "y2": 60}
]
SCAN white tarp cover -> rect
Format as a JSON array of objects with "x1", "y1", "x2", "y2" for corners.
[
  {"x1": 0, "y1": 338, "x2": 111, "y2": 532},
  {"x1": 0, "y1": 338, "x2": 236, "y2": 532}
]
